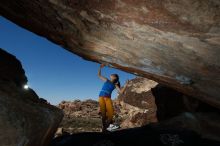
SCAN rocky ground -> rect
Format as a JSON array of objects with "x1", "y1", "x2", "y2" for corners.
[{"x1": 57, "y1": 99, "x2": 102, "y2": 134}]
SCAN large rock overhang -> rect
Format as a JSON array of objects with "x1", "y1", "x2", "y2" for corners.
[{"x1": 0, "y1": 0, "x2": 220, "y2": 108}]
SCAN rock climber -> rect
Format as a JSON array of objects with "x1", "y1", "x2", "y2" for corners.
[{"x1": 98, "y1": 63, "x2": 129, "y2": 132}]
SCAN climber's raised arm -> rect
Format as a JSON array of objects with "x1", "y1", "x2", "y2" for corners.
[{"x1": 98, "y1": 64, "x2": 107, "y2": 81}]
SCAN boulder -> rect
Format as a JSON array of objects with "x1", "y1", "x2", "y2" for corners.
[
  {"x1": 118, "y1": 77, "x2": 158, "y2": 109},
  {"x1": 0, "y1": 0, "x2": 219, "y2": 108},
  {"x1": 0, "y1": 48, "x2": 63, "y2": 146},
  {"x1": 117, "y1": 77, "x2": 158, "y2": 128}
]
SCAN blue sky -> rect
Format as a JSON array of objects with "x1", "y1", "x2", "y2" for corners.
[{"x1": 0, "y1": 17, "x2": 135, "y2": 105}]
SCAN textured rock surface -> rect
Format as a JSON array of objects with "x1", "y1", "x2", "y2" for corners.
[
  {"x1": 0, "y1": 0, "x2": 220, "y2": 107},
  {"x1": 0, "y1": 48, "x2": 63, "y2": 146},
  {"x1": 117, "y1": 77, "x2": 158, "y2": 128},
  {"x1": 115, "y1": 101, "x2": 158, "y2": 128},
  {"x1": 118, "y1": 77, "x2": 158, "y2": 108}
]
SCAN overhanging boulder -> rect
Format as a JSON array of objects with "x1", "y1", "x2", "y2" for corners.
[{"x1": 0, "y1": 0, "x2": 219, "y2": 107}]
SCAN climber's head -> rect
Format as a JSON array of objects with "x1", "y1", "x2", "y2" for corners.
[{"x1": 110, "y1": 74, "x2": 120, "y2": 88}]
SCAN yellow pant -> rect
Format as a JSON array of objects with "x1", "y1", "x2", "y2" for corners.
[{"x1": 99, "y1": 96, "x2": 114, "y2": 123}]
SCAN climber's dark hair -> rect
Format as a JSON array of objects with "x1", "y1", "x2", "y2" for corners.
[{"x1": 111, "y1": 74, "x2": 121, "y2": 88}]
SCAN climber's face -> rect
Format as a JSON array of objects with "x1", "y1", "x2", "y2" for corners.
[{"x1": 110, "y1": 74, "x2": 117, "y2": 82}]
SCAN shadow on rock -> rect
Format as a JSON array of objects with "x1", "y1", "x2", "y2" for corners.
[{"x1": 50, "y1": 124, "x2": 220, "y2": 146}]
